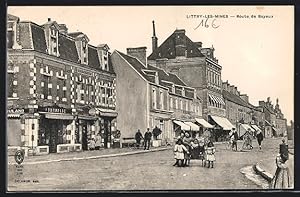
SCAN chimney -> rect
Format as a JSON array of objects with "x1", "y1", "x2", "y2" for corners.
[
  {"x1": 152, "y1": 21, "x2": 158, "y2": 52},
  {"x1": 127, "y1": 47, "x2": 147, "y2": 66},
  {"x1": 240, "y1": 94, "x2": 249, "y2": 103},
  {"x1": 48, "y1": 18, "x2": 51, "y2": 22},
  {"x1": 229, "y1": 85, "x2": 234, "y2": 93},
  {"x1": 58, "y1": 24, "x2": 68, "y2": 34},
  {"x1": 234, "y1": 86, "x2": 238, "y2": 95}
]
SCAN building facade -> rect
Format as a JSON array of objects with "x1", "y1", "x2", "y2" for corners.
[
  {"x1": 111, "y1": 47, "x2": 203, "y2": 144},
  {"x1": 257, "y1": 97, "x2": 287, "y2": 138},
  {"x1": 7, "y1": 14, "x2": 117, "y2": 154},
  {"x1": 147, "y1": 23, "x2": 233, "y2": 141}
]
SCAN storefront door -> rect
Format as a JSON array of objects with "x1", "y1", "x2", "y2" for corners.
[
  {"x1": 103, "y1": 119, "x2": 111, "y2": 148},
  {"x1": 49, "y1": 120, "x2": 59, "y2": 153},
  {"x1": 81, "y1": 123, "x2": 88, "y2": 150}
]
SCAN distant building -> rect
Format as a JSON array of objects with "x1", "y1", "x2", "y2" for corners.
[
  {"x1": 222, "y1": 81, "x2": 262, "y2": 138},
  {"x1": 257, "y1": 97, "x2": 287, "y2": 138},
  {"x1": 147, "y1": 22, "x2": 234, "y2": 141},
  {"x1": 7, "y1": 14, "x2": 117, "y2": 154},
  {"x1": 111, "y1": 47, "x2": 203, "y2": 144}
]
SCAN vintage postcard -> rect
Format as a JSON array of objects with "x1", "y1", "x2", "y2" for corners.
[{"x1": 6, "y1": 5, "x2": 294, "y2": 191}]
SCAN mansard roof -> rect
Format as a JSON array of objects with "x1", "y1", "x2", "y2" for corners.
[{"x1": 148, "y1": 29, "x2": 205, "y2": 60}]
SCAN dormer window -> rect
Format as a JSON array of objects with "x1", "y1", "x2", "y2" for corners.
[
  {"x1": 49, "y1": 27, "x2": 59, "y2": 56},
  {"x1": 96, "y1": 44, "x2": 110, "y2": 71},
  {"x1": 7, "y1": 15, "x2": 22, "y2": 49},
  {"x1": 82, "y1": 41, "x2": 88, "y2": 64}
]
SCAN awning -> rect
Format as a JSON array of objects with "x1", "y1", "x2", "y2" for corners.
[
  {"x1": 210, "y1": 115, "x2": 235, "y2": 130},
  {"x1": 184, "y1": 121, "x2": 200, "y2": 131},
  {"x1": 78, "y1": 115, "x2": 97, "y2": 121},
  {"x1": 214, "y1": 95, "x2": 222, "y2": 105},
  {"x1": 218, "y1": 96, "x2": 226, "y2": 105},
  {"x1": 209, "y1": 94, "x2": 218, "y2": 105},
  {"x1": 173, "y1": 120, "x2": 190, "y2": 131},
  {"x1": 95, "y1": 108, "x2": 118, "y2": 118},
  {"x1": 7, "y1": 114, "x2": 21, "y2": 118},
  {"x1": 241, "y1": 124, "x2": 255, "y2": 132},
  {"x1": 251, "y1": 124, "x2": 262, "y2": 132},
  {"x1": 265, "y1": 120, "x2": 272, "y2": 126},
  {"x1": 44, "y1": 113, "x2": 74, "y2": 120},
  {"x1": 195, "y1": 118, "x2": 214, "y2": 128}
]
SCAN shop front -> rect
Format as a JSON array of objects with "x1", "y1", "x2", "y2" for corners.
[
  {"x1": 7, "y1": 108, "x2": 25, "y2": 147},
  {"x1": 92, "y1": 108, "x2": 118, "y2": 148},
  {"x1": 38, "y1": 106, "x2": 75, "y2": 153},
  {"x1": 208, "y1": 115, "x2": 235, "y2": 142}
]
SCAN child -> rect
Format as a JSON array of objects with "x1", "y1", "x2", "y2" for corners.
[
  {"x1": 183, "y1": 131, "x2": 192, "y2": 166},
  {"x1": 206, "y1": 140, "x2": 216, "y2": 168},
  {"x1": 173, "y1": 138, "x2": 189, "y2": 167}
]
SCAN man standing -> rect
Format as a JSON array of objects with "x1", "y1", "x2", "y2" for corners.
[
  {"x1": 135, "y1": 129, "x2": 143, "y2": 149},
  {"x1": 144, "y1": 128, "x2": 152, "y2": 150},
  {"x1": 231, "y1": 128, "x2": 238, "y2": 151},
  {"x1": 256, "y1": 130, "x2": 264, "y2": 150}
]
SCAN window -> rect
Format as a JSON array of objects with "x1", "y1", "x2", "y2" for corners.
[
  {"x1": 63, "y1": 80, "x2": 67, "y2": 99},
  {"x1": 7, "y1": 72, "x2": 14, "y2": 97},
  {"x1": 76, "y1": 83, "x2": 82, "y2": 102},
  {"x1": 57, "y1": 79, "x2": 64, "y2": 99},
  {"x1": 180, "y1": 100, "x2": 183, "y2": 110},
  {"x1": 159, "y1": 120, "x2": 164, "y2": 131},
  {"x1": 160, "y1": 91, "x2": 164, "y2": 109},
  {"x1": 152, "y1": 88, "x2": 157, "y2": 109},
  {"x1": 7, "y1": 30, "x2": 13, "y2": 49},
  {"x1": 101, "y1": 87, "x2": 106, "y2": 104},
  {"x1": 175, "y1": 98, "x2": 178, "y2": 109},
  {"x1": 170, "y1": 97, "x2": 173, "y2": 109},
  {"x1": 43, "y1": 75, "x2": 51, "y2": 98}
]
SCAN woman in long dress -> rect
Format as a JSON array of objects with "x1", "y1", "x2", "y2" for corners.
[{"x1": 270, "y1": 154, "x2": 291, "y2": 189}]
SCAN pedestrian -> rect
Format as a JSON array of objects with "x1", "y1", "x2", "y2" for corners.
[
  {"x1": 183, "y1": 131, "x2": 192, "y2": 166},
  {"x1": 144, "y1": 128, "x2": 152, "y2": 150},
  {"x1": 173, "y1": 138, "x2": 188, "y2": 167},
  {"x1": 135, "y1": 129, "x2": 143, "y2": 149},
  {"x1": 198, "y1": 137, "x2": 206, "y2": 166},
  {"x1": 270, "y1": 153, "x2": 291, "y2": 189},
  {"x1": 206, "y1": 140, "x2": 216, "y2": 168},
  {"x1": 95, "y1": 133, "x2": 101, "y2": 150},
  {"x1": 256, "y1": 129, "x2": 264, "y2": 150},
  {"x1": 89, "y1": 138, "x2": 95, "y2": 151},
  {"x1": 231, "y1": 128, "x2": 238, "y2": 151}
]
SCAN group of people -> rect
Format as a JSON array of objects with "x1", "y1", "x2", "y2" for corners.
[
  {"x1": 88, "y1": 133, "x2": 102, "y2": 150},
  {"x1": 173, "y1": 131, "x2": 216, "y2": 168},
  {"x1": 135, "y1": 128, "x2": 152, "y2": 150},
  {"x1": 228, "y1": 128, "x2": 264, "y2": 151}
]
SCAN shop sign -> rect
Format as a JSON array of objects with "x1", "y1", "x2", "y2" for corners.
[
  {"x1": 7, "y1": 109, "x2": 25, "y2": 114},
  {"x1": 39, "y1": 106, "x2": 71, "y2": 114},
  {"x1": 88, "y1": 108, "x2": 97, "y2": 116}
]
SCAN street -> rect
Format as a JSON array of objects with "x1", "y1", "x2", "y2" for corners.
[{"x1": 7, "y1": 138, "x2": 292, "y2": 191}]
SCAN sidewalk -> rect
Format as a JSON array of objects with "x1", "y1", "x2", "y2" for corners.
[
  {"x1": 254, "y1": 152, "x2": 294, "y2": 188},
  {"x1": 8, "y1": 146, "x2": 171, "y2": 165}
]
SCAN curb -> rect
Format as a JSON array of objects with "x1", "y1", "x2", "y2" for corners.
[
  {"x1": 9, "y1": 147, "x2": 172, "y2": 165},
  {"x1": 253, "y1": 163, "x2": 273, "y2": 182}
]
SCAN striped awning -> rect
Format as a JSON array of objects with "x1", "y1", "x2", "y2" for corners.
[
  {"x1": 7, "y1": 114, "x2": 21, "y2": 118},
  {"x1": 251, "y1": 124, "x2": 262, "y2": 132},
  {"x1": 195, "y1": 118, "x2": 214, "y2": 128},
  {"x1": 173, "y1": 120, "x2": 190, "y2": 131}
]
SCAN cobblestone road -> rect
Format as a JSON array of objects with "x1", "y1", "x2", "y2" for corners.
[{"x1": 8, "y1": 138, "x2": 291, "y2": 191}]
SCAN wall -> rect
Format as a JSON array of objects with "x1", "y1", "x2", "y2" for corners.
[{"x1": 111, "y1": 52, "x2": 148, "y2": 138}]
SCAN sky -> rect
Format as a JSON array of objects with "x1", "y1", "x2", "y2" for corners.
[{"x1": 8, "y1": 6, "x2": 294, "y2": 123}]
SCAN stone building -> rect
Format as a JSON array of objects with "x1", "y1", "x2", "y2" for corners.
[
  {"x1": 221, "y1": 81, "x2": 263, "y2": 138},
  {"x1": 111, "y1": 47, "x2": 204, "y2": 144},
  {"x1": 7, "y1": 14, "x2": 117, "y2": 154},
  {"x1": 147, "y1": 22, "x2": 233, "y2": 141},
  {"x1": 257, "y1": 97, "x2": 287, "y2": 138}
]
